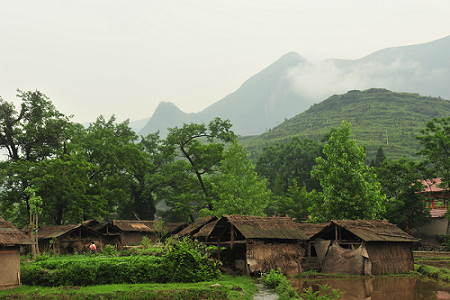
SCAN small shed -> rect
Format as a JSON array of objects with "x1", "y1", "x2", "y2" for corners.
[
  {"x1": 38, "y1": 224, "x2": 103, "y2": 254},
  {"x1": 195, "y1": 215, "x2": 309, "y2": 275},
  {"x1": 111, "y1": 220, "x2": 157, "y2": 245},
  {"x1": 0, "y1": 217, "x2": 33, "y2": 289},
  {"x1": 308, "y1": 220, "x2": 419, "y2": 275}
]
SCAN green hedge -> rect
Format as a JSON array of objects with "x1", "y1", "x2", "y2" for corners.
[
  {"x1": 21, "y1": 237, "x2": 221, "y2": 286},
  {"x1": 22, "y1": 256, "x2": 164, "y2": 286}
]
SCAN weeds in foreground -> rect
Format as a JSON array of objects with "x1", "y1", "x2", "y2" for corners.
[{"x1": 261, "y1": 269, "x2": 342, "y2": 300}]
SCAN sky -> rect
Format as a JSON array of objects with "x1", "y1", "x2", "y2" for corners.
[{"x1": 2, "y1": 0, "x2": 450, "y2": 124}]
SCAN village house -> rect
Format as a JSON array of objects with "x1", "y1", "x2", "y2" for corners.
[
  {"x1": 109, "y1": 220, "x2": 187, "y2": 246},
  {"x1": 194, "y1": 215, "x2": 309, "y2": 275},
  {"x1": 418, "y1": 178, "x2": 449, "y2": 209},
  {"x1": 411, "y1": 209, "x2": 449, "y2": 245},
  {"x1": 38, "y1": 224, "x2": 102, "y2": 254},
  {"x1": 0, "y1": 217, "x2": 33, "y2": 289},
  {"x1": 305, "y1": 220, "x2": 419, "y2": 275}
]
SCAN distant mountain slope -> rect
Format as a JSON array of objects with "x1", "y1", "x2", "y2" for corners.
[
  {"x1": 140, "y1": 52, "x2": 309, "y2": 137},
  {"x1": 240, "y1": 89, "x2": 450, "y2": 162},
  {"x1": 140, "y1": 35, "x2": 450, "y2": 138},
  {"x1": 139, "y1": 102, "x2": 195, "y2": 137}
]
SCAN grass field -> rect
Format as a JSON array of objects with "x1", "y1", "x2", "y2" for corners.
[{"x1": 0, "y1": 274, "x2": 258, "y2": 300}]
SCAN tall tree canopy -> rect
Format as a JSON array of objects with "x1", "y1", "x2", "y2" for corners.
[
  {"x1": 203, "y1": 139, "x2": 271, "y2": 217},
  {"x1": 376, "y1": 158, "x2": 430, "y2": 232},
  {"x1": 416, "y1": 117, "x2": 450, "y2": 201},
  {"x1": 162, "y1": 118, "x2": 236, "y2": 221},
  {"x1": 255, "y1": 136, "x2": 323, "y2": 195},
  {"x1": 310, "y1": 120, "x2": 386, "y2": 221},
  {"x1": 0, "y1": 90, "x2": 73, "y2": 226}
]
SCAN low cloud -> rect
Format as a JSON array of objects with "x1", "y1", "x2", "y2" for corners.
[{"x1": 285, "y1": 58, "x2": 446, "y2": 102}]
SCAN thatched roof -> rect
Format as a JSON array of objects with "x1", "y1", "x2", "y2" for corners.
[
  {"x1": 0, "y1": 217, "x2": 33, "y2": 245},
  {"x1": 193, "y1": 219, "x2": 219, "y2": 239},
  {"x1": 38, "y1": 224, "x2": 102, "y2": 239},
  {"x1": 177, "y1": 216, "x2": 218, "y2": 237},
  {"x1": 38, "y1": 224, "x2": 79, "y2": 239},
  {"x1": 111, "y1": 220, "x2": 156, "y2": 232},
  {"x1": 165, "y1": 222, "x2": 188, "y2": 234},
  {"x1": 313, "y1": 220, "x2": 419, "y2": 243},
  {"x1": 81, "y1": 219, "x2": 101, "y2": 228},
  {"x1": 210, "y1": 215, "x2": 309, "y2": 240},
  {"x1": 91, "y1": 222, "x2": 123, "y2": 234},
  {"x1": 297, "y1": 223, "x2": 329, "y2": 238}
]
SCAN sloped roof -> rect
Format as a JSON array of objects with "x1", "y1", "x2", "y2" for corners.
[
  {"x1": 0, "y1": 218, "x2": 33, "y2": 245},
  {"x1": 81, "y1": 219, "x2": 101, "y2": 228},
  {"x1": 297, "y1": 222, "x2": 329, "y2": 238},
  {"x1": 218, "y1": 215, "x2": 308, "y2": 240},
  {"x1": 111, "y1": 220, "x2": 156, "y2": 232},
  {"x1": 91, "y1": 222, "x2": 123, "y2": 233},
  {"x1": 38, "y1": 224, "x2": 102, "y2": 239},
  {"x1": 193, "y1": 219, "x2": 220, "y2": 238},
  {"x1": 38, "y1": 224, "x2": 79, "y2": 239},
  {"x1": 431, "y1": 209, "x2": 447, "y2": 218},
  {"x1": 417, "y1": 178, "x2": 448, "y2": 193},
  {"x1": 177, "y1": 216, "x2": 217, "y2": 237},
  {"x1": 313, "y1": 220, "x2": 419, "y2": 243},
  {"x1": 165, "y1": 222, "x2": 188, "y2": 234}
]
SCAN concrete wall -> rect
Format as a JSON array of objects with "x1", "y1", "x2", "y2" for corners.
[
  {"x1": 412, "y1": 217, "x2": 450, "y2": 245},
  {"x1": 0, "y1": 246, "x2": 20, "y2": 289}
]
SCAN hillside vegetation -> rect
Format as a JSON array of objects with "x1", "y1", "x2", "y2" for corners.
[{"x1": 241, "y1": 88, "x2": 450, "y2": 162}]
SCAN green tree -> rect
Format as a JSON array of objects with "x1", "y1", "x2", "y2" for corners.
[
  {"x1": 376, "y1": 158, "x2": 430, "y2": 232},
  {"x1": 255, "y1": 136, "x2": 323, "y2": 195},
  {"x1": 277, "y1": 179, "x2": 310, "y2": 221},
  {"x1": 369, "y1": 146, "x2": 387, "y2": 168},
  {"x1": 162, "y1": 118, "x2": 236, "y2": 220},
  {"x1": 416, "y1": 117, "x2": 450, "y2": 202},
  {"x1": 310, "y1": 120, "x2": 386, "y2": 221},
  {"x1": 0, "y1": 90, "x2": 72, "y2": 226},
  {"x1": 202, "y1": 139, "x2": 271, "y2": 217}
]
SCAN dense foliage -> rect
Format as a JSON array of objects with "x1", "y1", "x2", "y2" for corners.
[
  {"x1": 310, "y1": 120, "x2": 386, "y2": 221},
  {"x1": 242, "y1": 88, "x2": 450, "y2": 162},
  {"x1": 21, "y1": 237, "x2": 220, "y2": 286}
]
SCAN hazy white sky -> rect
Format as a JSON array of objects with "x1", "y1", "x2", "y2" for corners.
[{"x1": 2, "y1": 0, "x2": 450, "y2": 124}]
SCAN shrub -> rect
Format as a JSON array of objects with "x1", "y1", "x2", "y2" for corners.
[
  {"x1": 102, "y1": 244, "x2": 118, "y2": 256},
  {"x1": 141, "y1": 235, "x2": 153, "y2": 249},
  {"x1": 163, "y1": 237, "x2": 221, "y2": 282}
]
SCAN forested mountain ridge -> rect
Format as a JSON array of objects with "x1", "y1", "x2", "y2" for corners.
[{"x1": 240, "y1": 88, "x2": 450, "y2": 162}]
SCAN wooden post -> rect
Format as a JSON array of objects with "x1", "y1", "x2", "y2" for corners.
[
  {"x1": 230, "y1": 225, "x2": 234, "y2": 250},
  {"x1": 308, "y1": 241, "x2": 311, "y2": 270},
  {"x1": 335, "y1": 225, "x2": 338, "y2": 242},
  {"x1": 217, "y1": 238, "x2": 221, "y2": 261}
]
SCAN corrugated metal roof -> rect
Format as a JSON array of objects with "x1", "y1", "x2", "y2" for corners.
[
  {"x1": 223, "y1": 215, "x2": 308, "y2": 240},
  {"x1": 0, "y1": 218, "x2": 33, "y2": 245},
  {"x1": 329, "y1": 220, "x2": 418, "y2": 242}
]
